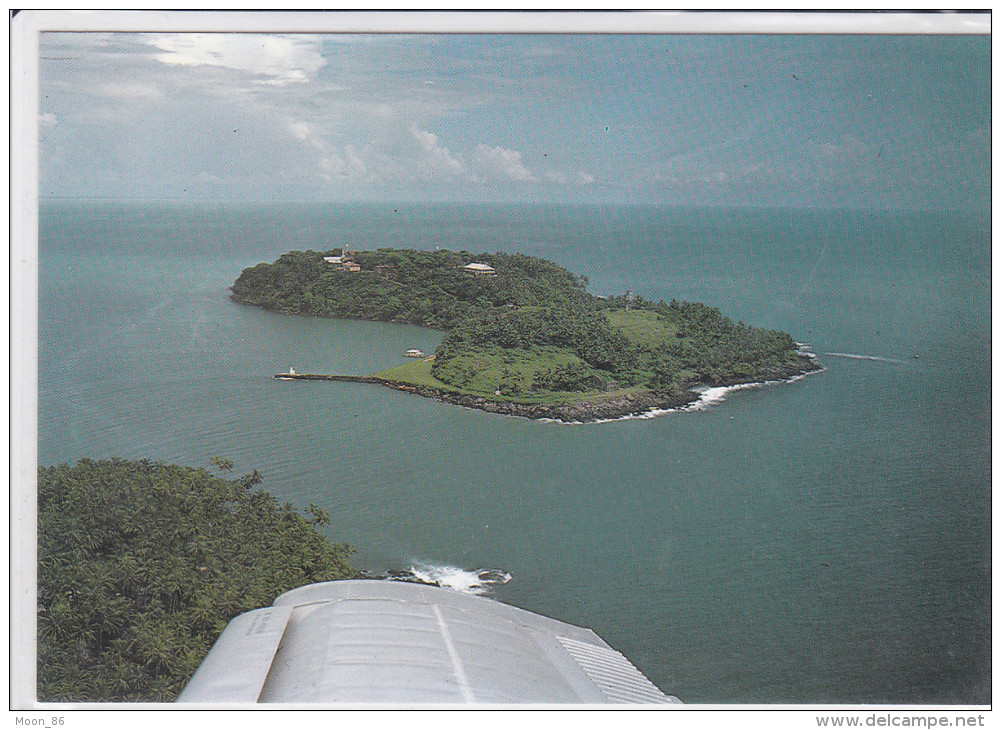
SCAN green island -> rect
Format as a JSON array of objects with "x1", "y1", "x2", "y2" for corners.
[
  {"x1": 232, "y1": 248, "x2": 820, "y2": 421},
  {"x1": 37, "y1": 457, "x2": 359, "y2": 702}
]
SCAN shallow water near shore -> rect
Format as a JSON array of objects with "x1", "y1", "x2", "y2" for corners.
[{"x1": 36, "y1": 202, "x2": 990, "y2": 703}]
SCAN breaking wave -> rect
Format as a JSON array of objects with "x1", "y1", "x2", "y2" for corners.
[
  {"x1": 577, "y1": 369, "x2": 825, "y2": 424},
  {"x1": 537, "y1": 344, "x2": 826, "y2": 425},
  {"x1": 404, "y1": 564, "x2": 512, "y2": 595},
  {"x1": 683, "y1": 382, "x2": 765, "y2": 411},
  {"x1": 556, "y1": 343, "x2": 825, "y2": 424}
]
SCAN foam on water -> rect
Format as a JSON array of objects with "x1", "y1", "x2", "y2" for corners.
[
  {"x1": 406, "y1": 564, "x2": 513, "y2": 595},
  {"x1": 557, "y1": 344, "x2": 827, "y2": 424},
  {"x1": 571, "y1": 366, "x2": 826, "y2": 425},
  {"x1": 824, "y1": 352, "x2": 912, "y2": 365},
  {"x1": 684, "y1": 382, "x2": 762, "y2": 411}
]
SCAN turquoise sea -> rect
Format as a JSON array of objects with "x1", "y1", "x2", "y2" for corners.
[{"x1": 37, "y1": 202, "x2": 990, "y2": 703}]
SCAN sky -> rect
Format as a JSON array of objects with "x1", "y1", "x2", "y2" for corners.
[{"x1": 36, "y1": 27, "x2": 990, "y2": 209}]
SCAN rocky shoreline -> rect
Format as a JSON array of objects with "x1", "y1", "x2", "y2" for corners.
[
  {"x1": 392, "y1": 381, "x2": 699, "y2": 422},
  {"x1": 358, "y1": 568, "x2": 441, "y2": 586},
  {"x1": 278, "y1": 354, "x2": 822, "y2": 424},
  {"x1": 393, "y1": 356, "x2": 822, "y2": 423}
]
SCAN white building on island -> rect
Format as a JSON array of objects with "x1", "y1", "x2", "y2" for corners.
[
  {"x1": 324, "y1": 248, "x2": 362, "y2": 272},
  {"x1": 463, "y1": 262, "x2": 497, "y2": 277}
]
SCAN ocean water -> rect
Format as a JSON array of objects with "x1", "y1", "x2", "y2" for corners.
[{"x1": 36, "y1": 202, "x2": 990, "y2": 704}]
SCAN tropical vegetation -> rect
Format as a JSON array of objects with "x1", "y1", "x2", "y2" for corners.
[
  {"x1": 37, "y1": 457, "x2": 358, "y2": 702},
  {"x1": 230, "y1": 248, "x2": 590, "y2": 330},
  {"x1": 232, "y1": 248, "x2": 812, "y2": 403},
  {"x1": 430, "y1": 298, "x2": 804, "y2": 398}
]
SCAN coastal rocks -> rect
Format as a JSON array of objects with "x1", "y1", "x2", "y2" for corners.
[
  {"x1": 358, "y1": 567, "x2": 513, "y2": 595},
  {"x1": 700, "y1": 354, "x2": 823, "y2": 390},
  {"x1": 277, "y1": 354, "x2": 822, "y2": 424},
  {"x1": 384, "y1": 382, "x2": 691, "y2": 422},
  {"x1": 372, "y1": 354, "x2": 822, "y2": 424},
  {"x1": 358, "y1": 568, "x2": 440, "y2": 587}
]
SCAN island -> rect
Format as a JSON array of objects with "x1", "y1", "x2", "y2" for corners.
[{"x1": 231, "y1": 247, "x2": 821, "y2": 422}]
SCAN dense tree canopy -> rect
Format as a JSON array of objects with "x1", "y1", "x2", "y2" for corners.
[
  {"x1": 431, "y1": 299, "x2": 803, "y2": 397},
  {"x1": 230, "y1": 248, "x2": 590, "y2": 329},
  {"x1": 37, "y1": 458, "x2": 358, "y2": 702},
  {"x1": 232, "y1": 248, "x2": 809, "y2": 401}
]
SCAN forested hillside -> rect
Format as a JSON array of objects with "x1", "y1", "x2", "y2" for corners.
[
  {"x1": 231, "y1": 248, "x2": 591, "y2": 329},
  {"x1": 431, "y1": 299, "x2": 807, "y2": 399},
  {"x1": 233, "y1": 248, "x2": 815, "y2": 404},
  {"x1": 37, "y1": 458, "x2": 358, "y2": 702}
]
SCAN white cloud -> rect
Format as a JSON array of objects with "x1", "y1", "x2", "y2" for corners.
[
  {"x1": 344, "y1": 146, "x2": 368, "y2": 176},
  {"x1": 318, "y1": 153, "x2": 346, "y2": 180},
  {"x1": 289, "y1": 120, "x2": 312, "y2": 142},
  {"x1": 473, "y1": 144, "x2": 534, "y2": 182},
  {"x1": 318, "y1": 148, "x2": 369, "y2": 182},
  {"x1": 544, "y1": 168, "x2": 595, "y2": 186},
  {"x1": 412, "y1": 129, "x2": 465, "y2": 177},
  {"x1": 95, "y1": 82, "x2": 163, "y2": 101},
  {"x1": 148, "y1": 34, "x2": 326, "y2": 86},
  {"x1": 286, "y1": 119, "x2": 369, "y2": 182}
]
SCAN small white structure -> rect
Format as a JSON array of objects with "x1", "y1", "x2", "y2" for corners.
[
  {"x1": 463, "y1": 262, "x2": 497, "y2": 277},
  {"x1": 404, "y1": 349, "x2": 426, "y2": 358},
  {"x1": 324, "y1": 249, "x2": 361, "y2": 272},
  {"x1": 289, "y1": 367, "x2": 296, "y2": 375}
]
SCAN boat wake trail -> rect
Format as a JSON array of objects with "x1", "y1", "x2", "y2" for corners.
[{"x1": 824, "y1": 352, "x2": 912, "y2": 365}]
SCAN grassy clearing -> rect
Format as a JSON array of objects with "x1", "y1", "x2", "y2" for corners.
[
  {"x1": 564, "y1": 384, "x2": 651, "y2": 404},
  {"x1": 370, "y1": 353, "x2": 564, "y2": 404},
  {"x1": 371, "y1": 357, "x2": 449, "y2": 388},
  {"x1": 373, "y1": 312, "x2": 677, "y2": 403},
  {"x1": 437, "y1": 345, "x2": 589, "y2": 395},
  {"x1": 605, "y1": 308, "x2": 678, "y2": 348},
  {"x1": 369, "y1": 306, "x2": 796, "y2": 406}
]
